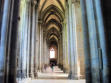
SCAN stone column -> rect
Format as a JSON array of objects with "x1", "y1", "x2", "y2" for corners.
[
  {"x1": 64, "y1": 21, "x2": 70, "y2": 73},
  {"x1": 85, "y1": 0, "x2": 101, "y2": 82},
  {"x1": 44, "y1": 37, "x2": 48, "y2": 65},
  {"x1": 42, "y1": 29, "x2": 46, "y2": 68},
  {"x1": 16, "y1": 0, "x2": 26, "y2": 79},
  {"x1": 68, "y1": 0, "x2": 76, "y2": 79},
  {"x1": 37, "y1": 23, "x2": 41, "y2": 72},
  {"x1": 26, "y1": 1, "x2": 31, "y2": 78},
  {"x1": 57, "y1": 42, "x2": 60, "y2": 65},
  {"x1": 94, "y1": 0, "x2": 109, "y2": 82},
  {"x1": 80, "y1": 0, "x2": 92, "y2": 82},
  {"x1": 62, "y1": 21, "x2": 69, "y2": 73},
  {"x1": 66, "y1": 1, "x2": 72, "y2": 79},
  {"x1": 65, "y1": 2, "x2": 71, "y2": 75},
  {"x1": 21, "y1": 2, "x2": 29, "y2": 78},
  {"x1": 80, "y1": 0, "x2": 105, "y2": 82},
  {"x1": 58, "y1": 40, "x2": 61, "y2": 67},
  {"x1": 39, "y1": 22, "x2": 43, "y2": 72},
  {"x1": 0, "y1": 0, "x2": 12, "y2": 82},
  {"x1": 36, "y1": 22, "x2": 40, "y2": 73},
  {"x1": 34, "y1": 5, "x2": 38, "y2": 78},
  {"x1": 59, "y1": 35, "x2": 63, "y2": 69},
  {"x1": 62, "y1": 22, "x2": 65, "y2": 72},
  {"x1": 8, "y1": 0, "x2": 20, "y2": 82},
  {"x1": 46, "y1": 44, "x2": 50, "y2": 65},
  {"x1": 26, "y1": 1, "x2": 32, "y2": 78},
  {"x1": 30, "y1": 0, "x2": 37, "y2": 78},
  {"x1": 41, "y1": 25, "x2": 44, "y2": 72},
  {"x1": 71, "y1": 1, "x2": 85, "y2": 79}
]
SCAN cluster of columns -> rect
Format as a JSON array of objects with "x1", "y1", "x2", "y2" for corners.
[
  {"x1": 37, "y1": 22, "x2": 50, "y2": 72},
  {"x1": 57, "y1": 34, "x2": 63, "y2": 69},
  {"x1": 80, "y1": 0, "x2": 109, "y2": 83},
  {"x1": 16, "y1": 0, "x2": 39, "y2": 79},
  {"x1": 0, "y1": 0, "x2": 110, "y2": 83},
  {"x1": 0, "y1": 0, "x2": 21, "y2": 83},
  {"x1": 62, "y1": 0, "x2": 85, "y2": 79}
]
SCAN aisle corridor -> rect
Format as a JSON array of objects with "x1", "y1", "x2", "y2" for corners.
[
  {"x1": 28, "y1": 80, "x2": 85, "y2": 83},
  {"x1": 0, "y1": 0, "x2": 110, "y2": 83},
  {"x1": 38, "y1": 66, "x2": 68, "y2": 79},
  {"x1": 18, "y1": 66, "x2": 85, "y2": 83}
]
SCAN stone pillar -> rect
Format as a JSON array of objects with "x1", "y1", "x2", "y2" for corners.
[
  {"x1": 64, "y1": 21, "x2": 70, "y2": 73},
  {"x1": 71, "y1": 1, "x2": 85, "y2": 79},
  {"x1": 68, "y1": 0, "x2": 76, "y2": 79},
  {"x1": 46, "y1": 44, "x2": 49, "y2": 65},
  {"x1": 30, "y1": 0, "x2": 37, "y2": 78},
  {"x1": 43, "y1": 29, "x2": 46, "y2": 68},
  {"x1": 43, "y1": 35, "x2": 45, "y2": 68},
  {"x1": 62, "y1": 21, "x2": 69, "y2": 73},
  {"x1": 94, "y1": 0, "x2": 109, "y2": 82},
  {"x1": 16, "y1": 0, "x2": 26, "y2": 79},
  {"x1": 21, "y1": 2, "x2": 29, "y2": 78},
  {"x1": 41, "y1": 25, "x2": 44, "y2": 72},
  {"x1": 36, "y1": 22, "x2": 40, "y2": 73},
  {"x1": 58, "y1": 40, "x2": 61, "y2": 67},
  {"x1": 57, "y1": 42, "x2": 60, "y2": 65},
  {"x1": 34, "y1": 5, "x2": 38, "y2": 78},
  {"x1": 37, "y1": 23, "x2": 41, "y2": 72},
  {"x1": 26, "y1": 1, "x2": 31, "y2": 78},
  {"x1": 43, "y1": 37, "x2": 48, "y2": 65},
  {"x1": 80, "y1": 0, "x2": 92, "y2": 82},
  {"x1": 64, "y1": 22, "x2": 70, "y2": 73},
  {"x1": 66, "y1": 1, "x2": 72, "y2": 79},
  {"x1": 85, "y1": 0, "x2": 101, "y2": 82},
  {"x1": 0, "y1": 0, "x2": 12, "y2": 82},
  {"x1": 59, "y1": 35, "x2": 63, "y2": 69},
  {"x1": 80, "y1": 0, "x2": 107, "y2": 82},
  {"x1": 39, "y1": 22, "x2": 43, "y2": 72},
  {"x1": 8, "y1": 0, "x2": 20, "y2": 82},
  {"x1": 65, "y1": 2, "x2": 71, "y2": 75},
  {"x1": 62, "y1": 22, "x2": 65, "y2": 71}
]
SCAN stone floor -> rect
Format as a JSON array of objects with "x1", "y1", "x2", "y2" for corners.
[
  {"x1": 38, "y1": 66, "x2": 68, "y2": 79},
  {"x1": 29, "y1": 80, "x2": 86, "y2": 83},
  {"x1": 18, "y1": 66, "x2": 86, "y2": 83}
]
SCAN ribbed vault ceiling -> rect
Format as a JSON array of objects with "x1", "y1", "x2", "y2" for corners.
[
  {"x1": 38, "y1": 0, "x2": 65, "y2": 46},
  {"x1": 39, "y1": 0, "x2": 65, "y2": 12}
]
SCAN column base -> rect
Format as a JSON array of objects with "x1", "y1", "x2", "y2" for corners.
[
  {"x1": 34, "y1": 72, "x2": 38, "y2": 79},
  {"x1": 29, "y1": 72, "x2": 34, "y2": 78},
  {"x1": 58, "y1": 64, "x2": 63, "y2": 70},
  {"x1": 17, "y1": 70, "x2": 27, "y2": 78},
  {"x1": 63, "y1": 67, "x2": 69, "y2": 73},
  {"x1": 68, "y1": 71, "x2": 72, "y2": 79},
  {"x1": 68, "y1": 71, "x2": 80, "y2": 80},
  {"x1": 0, "y1": 72, "x2": 4, "y2": 83},
  {"x1": 21, "y1": 72, "x2": 27, "y2": 79}
]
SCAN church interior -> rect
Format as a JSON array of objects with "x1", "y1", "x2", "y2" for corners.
[{"x1": 0, "y1": 0, "x2": 111, "y2": 83}]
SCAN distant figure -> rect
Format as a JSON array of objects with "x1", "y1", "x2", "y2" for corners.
[
  {"x1": 44, "y1": 64, "x2": 47, "y2": 71},
  {"x1": 51, "y1": 63, "x2": 54, "y2": 72}
]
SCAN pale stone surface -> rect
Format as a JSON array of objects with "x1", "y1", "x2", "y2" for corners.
[
  {"x1": 17, "y1": 66, "x2": 85, "y2": 83},
  {"x1": 29, "y1": 80, "x2": 86, "y2": 83},
  {"x1": 39, "y1": 66, "x2": 68, "y2": 79}
]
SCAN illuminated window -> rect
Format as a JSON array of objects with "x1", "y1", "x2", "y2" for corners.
[{"x1": 50, "y1": 48, "x2": 55, "y2": 58}]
